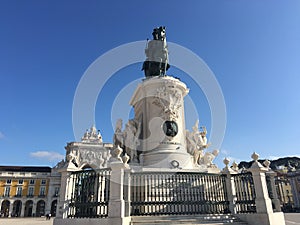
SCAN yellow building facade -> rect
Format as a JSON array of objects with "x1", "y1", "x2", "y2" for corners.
[{"x1": 0, "y1": 166, "x2": 60, "y2": 217}]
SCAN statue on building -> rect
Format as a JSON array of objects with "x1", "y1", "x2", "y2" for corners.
[
  {"x1": 142, "y1": 26, "x2": 170, "y2": 77},
  {"x1": 81, "y1": 125, "x2": 103, "y2": 143}
]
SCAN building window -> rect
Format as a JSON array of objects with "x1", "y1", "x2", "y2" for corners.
[
  {"x1": 54, "y1": 187, "x2": 60, "y2": 197},
  {"x1": 4, "y1": 187, "x2": 10, "y2": 197},
  {"x1": 29, "y1": 179, "x2": 35, "y2": 185},
  {"x1": 28, "y1": 187, "x2": 34, "y2": 196},
  {"x1": 6, "y1": 179, "x2": 11, "y2": 184},
  {"x1": 16, "y1": 187, "x2": 22, "y2": 197},
  {"x1": 39, "y1": 186, "x2": 46, "y2": 196},
  {"x1": 18, "y1": 179, "x2": 23, "y2": 185},
  {"x1": 41, "y1": 180, "x2": 46, "y2": 185}
]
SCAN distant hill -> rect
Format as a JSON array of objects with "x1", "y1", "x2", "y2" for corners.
[{"x1": 238, "y1": 157, "x2": 300, "y2": 171}]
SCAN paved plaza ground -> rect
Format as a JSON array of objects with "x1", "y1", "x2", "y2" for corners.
[
  {"x1": 0, "y1": 214, "x2": 299, "y2": 225},
  {"x1": 0, "y1": 217, "x2": 53, "y2": 225}
]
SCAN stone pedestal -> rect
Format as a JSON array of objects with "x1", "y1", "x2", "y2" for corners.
[
  {"x1": 130, "y1": 76, "x2": 193, "y2": 169},
  {"x1": 237, "y1": 153, "x2": 286, "y2": 225}
]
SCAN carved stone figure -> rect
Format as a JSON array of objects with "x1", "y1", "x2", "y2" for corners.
[
  {"x1": 200, "y1": 149, "x2": 219, "y2": 167},
  {"x1": 123, "y1": 119, "x2": 141, "y2": 163},
  {"x1": 78, "y1": 150, "x2": 106, "y2": 168},
  {"x1": 66, "y1": 152, "x2": 79, "y2": 167},
  {"x1": 142, "y1": 26, "x2": 170, "y2": 77},
  {"x1": 113, "y1": 119, "x2": 124, "y2": 149},
  {"x1": 186, "y1": 120, "x2": 208, "y2": 165}
]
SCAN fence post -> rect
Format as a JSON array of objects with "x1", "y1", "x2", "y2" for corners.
[
  {"x1": 244, "y1": 152, "x2": 286, "y2": 225},
  {"x1": 248, "y1": 153, "x2": 273, "y2": 214},
  {"x1": 123, "y1": 169, "x2": 131, "y2": 217},
  {"x1": 55, "y1": 162, "x2": 79, "y2": 219},
  {"x1": 264, "y1": 160, "x2": 282, "y2": 212},
  {"x1": 107, "y1": 146, "x2": 130, "y2": 225},
  {"x1": 222, "y1": 158, "x2": 238, "y2": 214}
]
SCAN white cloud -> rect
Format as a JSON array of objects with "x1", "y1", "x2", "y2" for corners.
[
  {"x1": 0, "y1": 132, "x2": 5, "y2": 139},
  {"x1": 30, "y1": 151, "x2": 64, "y2": 162}
]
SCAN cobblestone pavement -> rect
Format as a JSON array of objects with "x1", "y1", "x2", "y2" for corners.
[
  {"x1": 285, "y1": 213, "x2": 300, "y2": 225},
  {"x1": 0, "y1": 214, "x2": 299, "y2": 225}
]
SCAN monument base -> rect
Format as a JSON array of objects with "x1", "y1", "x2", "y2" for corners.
[{"x1": 140, "y1": 149, "x2": 194, "y2": 169}]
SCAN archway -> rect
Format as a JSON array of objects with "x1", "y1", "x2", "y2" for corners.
[
  {"x1": 24, "y1": 200, "x2": 33, "y2": 217},
  {"x1": 36, "y1": 200, "x2": 45, "y2": 217},
  {"x1": 12, "y1": 200, "x2": 22, "y2": 217},
  {"x1": 50, "y1": 200, "x2": 57, "y2": 216},
  {"x1": 1, "y1": 200, "x2": 10, "y2": 217}
]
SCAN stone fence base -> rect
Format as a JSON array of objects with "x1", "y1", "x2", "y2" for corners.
[
  {"x1": 236, "y1": 212, "x2": 285, "y2": 225},
  {"x1": 53, "y1": 217, "x2": 131, "y2": 225}
]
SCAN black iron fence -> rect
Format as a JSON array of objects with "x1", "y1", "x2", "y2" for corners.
[
  {"x1": 233, "y1": 172, "x2": 256, "y2": 213},
  {"x1": 67, "y1": 168, "x2": 111, "y2": 218},
  {"x1": 65, "y1": 168, "x2": 274, "y2": 218},
  {"x1": 130, "y1": 172, "x2": 230, "y2": 216}
]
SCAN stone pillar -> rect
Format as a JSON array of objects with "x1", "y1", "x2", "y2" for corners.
[
  {"x1": 248, "y1": 153, "x2": 273, "y2": 214},
  {"x1": 263, "y1": 160, "x2": 281, "y2": 212},
  {"x1": 242, "y1": 152, "x2": 286, "y2": 225},
  {"x1": 20, "y1": 200, "x2": 26, "y2": 217},
  {"x1": 222, "y1": 158, "x2": 237, "y2": 214},
  {"x1": 55, "y1": 163, "x2": 79, "y2": 219},
  {"x1": 108, "y1": 162, "x2": 127, "y2": 218},
  {"x1": 107, "y1": 146, "x2": 131, "y2": 225},
  {"x1": 123, "y1": 169, "x2": 131, "y2": 217},
  {"x1": 32, "y1": 201, "x2": 37, "y2": 217},
  {"x1": 8, "y1": 200, "x2": 13, "y2": 217},
  {"x1": 266, "y1": 170, "x2": 282, "y2": 212}
]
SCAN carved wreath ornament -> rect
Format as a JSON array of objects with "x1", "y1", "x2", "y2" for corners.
[{"x1": 153, "y1": 85, "x2": 182, "y2": 121}]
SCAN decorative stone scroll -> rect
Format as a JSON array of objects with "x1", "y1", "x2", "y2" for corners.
[{"x1": 153, "y1": 84, "x2": 182, "y2": 121}]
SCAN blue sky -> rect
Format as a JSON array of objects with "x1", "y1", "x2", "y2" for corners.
[{"x1": 1, "y1": 0, "x2": 300, "y2": 167}]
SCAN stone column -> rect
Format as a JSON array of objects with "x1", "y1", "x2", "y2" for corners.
[
  {"x1": 8, "y1": 200, "x2": 13, "y2": 217},
  {"x1": 32, "y1": 201, "x2": 37, "y2": 217},
  {"x1": 222, "y1": 158, "x2": 238, "y2": 214},
  {"x1": 20, "y1": 200, "x2": 26, "y2": 217}
]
